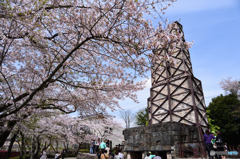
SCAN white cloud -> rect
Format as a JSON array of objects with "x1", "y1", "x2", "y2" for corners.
[
  {"x1": 146, "y1": 77, "x2": 152, "y2": 88},
  {"x1": 165, "y1": 0, "x2": 238, "y2": 15}
]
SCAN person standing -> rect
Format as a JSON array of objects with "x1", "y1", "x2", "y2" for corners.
[
  {"x1": 100, "y1": 150, "x2": 109, "y2": 159},
  {"x1": 95, "y1": 138, "x2": 101, "y2": 153},
  {"x1": 144, "y1": 153, "x2": 151, "y2": 159},
  {"x1": 106, "y1": 140, "x2": 110, "y2": 147},
  {"x1": 61, "y1": 147, "x2": 66, "y2": 159},
  {"x1": 114, "y1": 150, "x2": 120, "y2": 159},
  {"x1": 93, "y1": 139, "x2": 96, "y2": 154},
  {"x1": 55, "y1": 152, "x2": 61, "y2": 159},
  {"x1": 109, "y1": 149, "x2": 115, "y2": 159},
  {"x1": 105, "y1": 144, "x2": 110, "y2": 155},
  {"x1": 211, "y1": 131, "x2": 218, "y2": 159},
  {"x1": 203, "y1": 130, "x2": 215, "y2": 159},
  {"x1": 118, "y1": 149, "x2": 123, "y2": 159},
  {"x1": 153, "y1": 152, "x2": 162, "y2": 159},
  {"x1": 40, "y1": 148, "x2": 48, "y2": 159},
  {"x1": 224, "y1": 143, "x2": 228, "y2": 151},
  {"x1": 216, "y1": 131, "x2": 225, "y2": 159},
  {"x1": 97, "y1": 151, "x2": 101, "y2": 159},
  {"x1": 211, "y1": 131, "x2": 216, "y2": 145},
  {"x1": 90, "y1": 139, "x2": 94, "y2": 154},
  {"x1": 100, "y1": 140, "x2": 107, "y2": 151},
  {"x1": 149, "y1": 151, "x2": 155, "y2": 159}
]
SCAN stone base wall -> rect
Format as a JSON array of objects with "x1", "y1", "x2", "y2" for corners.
[{"x1": 123, "y1": 122, "x2": 200, "y2": 159}]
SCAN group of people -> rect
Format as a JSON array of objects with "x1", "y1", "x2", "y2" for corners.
[
  {"x1": 97, "y1": 149, "x2": 124, "y2": 159},
  {"x1": 55, "y1": 147, "x2": 67, "y2": 159},
  {"x1": 144, "y1": 152, "x2": 162, "y2": 159},
  {"x1": 90, "y1": 138, "x2": 124, "y2": 159},
  {"x1": 90, "y1": 139, "x2": 163, "y2": 159},
  {"x1": 39, "y1": 147, "x2": 66, "y2": 159},
  {"x1": 90, "y1": 138, "x2": 102, "y2": 154},
  {"x1": 204, "y1": 130, "x2": 227, "y2": 159}
]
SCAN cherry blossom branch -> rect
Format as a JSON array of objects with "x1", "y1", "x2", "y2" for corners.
[
  {"x1": 0, "y1": 36, "x2": 93, "y2": 119},
  {"x1": 45, "y1": 5, "x2": 91, "y2": 10}
]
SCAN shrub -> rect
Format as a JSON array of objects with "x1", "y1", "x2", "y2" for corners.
[
  {"x1": 47, "y1": 154, "x2": 55, "y2": 158},
  {"x1": 10, "y1": 155, "x2": 30, "y2": 159},
  {"x1": 79, "y1": 149, "x2": 90, "y2": 153}
]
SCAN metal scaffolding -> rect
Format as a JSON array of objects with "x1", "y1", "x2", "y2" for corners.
[{"x1": 148, "y1": 21, "x2": 209, "y2": 133}]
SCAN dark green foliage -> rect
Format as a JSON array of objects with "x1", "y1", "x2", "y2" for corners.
[
  {"x1": 135, "y1": 108, "x2": 148, "y2": 126},
  {"x1": 207, "y1": 94, "x2": 240, "y2": 145},
  {"x1": 67, "y1": 153, "x2": 78, "y2": 157},
  {"x1": 79, "y1": 149, "x2": 89, "y2": 153},
  {"x1": 206, "y1": 109, "x2": 220, "y2": 133},
  {"x1": 47, "y1": 154, "x2": 55, "y2": 158},
  {"x1": 9, "y1": 155, "x2": 30, "y2": 159}
]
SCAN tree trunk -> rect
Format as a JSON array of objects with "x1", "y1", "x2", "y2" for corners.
[
  {"x1": 66, "y1": 143, "x2": 69, "y2": 157},
  {"x1": 46, "y1": 136, "x2": 52, "y2": 149},
  {"x1": 33, "y1": 136, "x2": 41, "y2": 159},
  {"x1": 5, "y1": 132, "x2": 18, "y2": 159},
  {"x1": 25, "y1": 140, "x2": 30, "y2": 159},
  {"x1": 26, "y1": 139, "x2": 31, "y2": 153},
  {"x1": 0, "y1": 121, "x2": 16, "y2": 148},
  {"x1": 30, "y1": 137, "x2": 36, "y2": 159},
  {"x1": 56, "y1": 140, "x2": 58, "y2": 152},
  {"x1": 16, "y1": 141, "x2": 21, "y2": 156},
  {"x1": 50, "y1": 144, "x2": 56, "y2": 152},
  {"x1": 19, "y1": 132, "x2": 24, "y2": 159},
  {"x1": 75, "y1": 143, "x2": 82, "y2": 156},
  {"x1": 24, "y1": 149, "x2": 27, "y2": 159}
]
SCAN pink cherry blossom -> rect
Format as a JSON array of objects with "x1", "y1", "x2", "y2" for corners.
[
  {"x1": 0, "y1": 0, "x2": 194, "y2": 147},
  {"x1": 219, "y1": 77, "x2": 240, "y2": 95}
]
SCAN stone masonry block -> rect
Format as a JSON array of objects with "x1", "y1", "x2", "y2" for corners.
[{"x1": 123, "y1": 122, "x2": 199, "y2": 152}]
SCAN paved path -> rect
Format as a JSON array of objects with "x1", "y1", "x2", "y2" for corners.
[
  {"x1": 48, "y1": 157, "x2": 77, "y2": 159},
  {"x1": 50, "y1": 153, "x2": 97, "y2": 159},
  {"x1": 83, "y1": 153, "x2": 98, "y2": 156}
]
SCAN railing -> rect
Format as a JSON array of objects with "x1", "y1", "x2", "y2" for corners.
[
  {"x1": 178, "y1": 141, "x2": 206, "y2": 158},
  {"x1": 225, "y1": 145, "x2": 240, "y2": 159},
  {"x1": 0, "y1": 150, "x2": 20, "y2": 159},
  {"x1": 178, "y1": 142, "x2": 240, "y2": 159},
  {"x1": 115, "y1": 144, "x2": 124, "y2": 151}
]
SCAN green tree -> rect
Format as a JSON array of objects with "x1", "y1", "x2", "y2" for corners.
[
  {"x1": 206, "y1": 109, "x2": 220, "y2": 133},
  {"x1": 207, "y1": 94, "x2": 240, "y2": 145},
  {"x1": 135, "y1": 108, "x2": 148, "y2": 126}
]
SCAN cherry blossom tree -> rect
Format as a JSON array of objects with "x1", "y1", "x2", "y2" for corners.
[
  {"x1": 219, "y1": 77, "x2": 240, "y2": 95},
  {"x1": 13, "y1": 114, "x2": 106, "y2": 159},
  {"x1": 0, "y1": 0, "x2": 193, "y2": 147},
  {"x1": 219, "y1": 77, "x2": 240, "y2": 118},
  {"x1": 11, "y1": 113, "x2": 68, "y2": 159},
  {"x1": 9, "y1": 113, "x2": 122, "y2": 159},
  {"x1": 89, "y1": 117, "x2": 124, "y2": 141}
]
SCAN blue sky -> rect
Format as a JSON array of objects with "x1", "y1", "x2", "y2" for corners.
[
  {"x1": 70, "y1": 0, "x2": 240, "y2": 127},
  {"x1": 114, "y1": 0, "x2": 240, "y2": 127}
]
